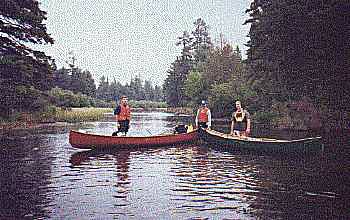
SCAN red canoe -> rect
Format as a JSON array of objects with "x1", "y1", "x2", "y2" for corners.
[{"x1": 69, "y1": 130, "x2": 199, "y2": 149}]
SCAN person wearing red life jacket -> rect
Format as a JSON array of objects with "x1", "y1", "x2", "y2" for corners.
[
  {"x1": 230, "y1": 100, "x2": 251, "y2": 137},
  {"x1": 195, "y1": 100, "x2": 212, "y2": 129},
  {"x1": 112, "y1": 95, "x2": 131, "y2": 136}
]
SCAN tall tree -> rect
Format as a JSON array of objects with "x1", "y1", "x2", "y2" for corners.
[
  {"x1": 164, "y1": 58, "x2": 191, "y2": 107},
  {"x1": 191, "y1": 18, "x2": 213, "y2": 67},
  {"x1": 0, "y1": 0, "x2": 54, "y2": 116},
  {"x1": 202, "y1": 44, "x2": 243, "y2": 85},
  {"x1": 245, "y1": 0, "x2": 350, "y2": 111},
  {"x1": 176, "y1": 31, "x2": 193, "y2": 62}
]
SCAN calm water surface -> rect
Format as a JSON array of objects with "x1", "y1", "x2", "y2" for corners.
[{"x1": 0, "y1": 112, "x2": 349, "y2": 219}]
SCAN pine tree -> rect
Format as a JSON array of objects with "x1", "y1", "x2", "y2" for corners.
[{"x1": 0, "y1": 0, "x2": 54, "y2": 116}]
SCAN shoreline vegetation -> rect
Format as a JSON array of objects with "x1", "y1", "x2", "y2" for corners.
[
  {"x1": 0, "y1": 107, "x2": 194, "y2": 130},
  {"x1": 1, "y1": 106, "x2": 348, "y2": 134}
]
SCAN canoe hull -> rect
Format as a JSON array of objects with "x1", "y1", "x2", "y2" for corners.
[
  {"x1": 199, "y1": 129, "x2": 324, "y2": 153},
  {"x1": 69, "y1": 130, "x2": 199, "y2": 149}
]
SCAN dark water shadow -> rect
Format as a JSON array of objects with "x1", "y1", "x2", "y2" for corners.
[{"x1": 0, "y1": 135, "x2": 54, "y2": 219}]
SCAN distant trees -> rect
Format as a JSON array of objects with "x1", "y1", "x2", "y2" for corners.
[
  {"x1": 96, "y1": 76, "x2": 164, "y2": 103},
  {"x1": 0, "y1": 0, "x2": 55, "y2": 117},
  {"x1": 52, "y1": 67, "x2": 96, "y2": 97}
]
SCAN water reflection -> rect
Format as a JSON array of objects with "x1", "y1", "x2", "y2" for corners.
[
  {"x1": 0, "y1": 135, "x2": 54, "y2": 219},
  {"x1": 70, "y1": 149, "x2": 132, "y2": 189}
]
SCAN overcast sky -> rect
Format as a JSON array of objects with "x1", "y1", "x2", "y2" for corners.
[{"x1": 37, "y1": 0, "x2": 251, "y2": 86}]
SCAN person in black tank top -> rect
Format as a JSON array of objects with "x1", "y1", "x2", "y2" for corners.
[{"x1": 230, "y1": 100, "x2": 251, "y2": 137}]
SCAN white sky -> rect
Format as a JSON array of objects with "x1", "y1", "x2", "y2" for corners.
[{"x1": 37, "y1": 0, "x2": 251, "y2": 86}]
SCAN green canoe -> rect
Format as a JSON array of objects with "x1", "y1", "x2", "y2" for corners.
[{"x1": 199, "y1": 129, "x2": 324, "y2": 153}]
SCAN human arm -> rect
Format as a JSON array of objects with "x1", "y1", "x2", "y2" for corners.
[
  {"x1": 246, "y1": 119, "x2": 251, "y2": 135},
  {"x1": 195, "y1": 109, "x2": 199, "y2": 128},
  {"x1": 245, "y1": 110, "x2": 251, "y2": 135},
  {"x1": 114, "y1": 105, "x2": 121, "y2": 115},
  {"x1": 230, "y1": 121, "x2": 235, "y2": 135},
  {"x1": 230, "y1": 112, "x2": 235, "y2": 135},
  {"x1": 114, "y1": 106, "x2": 121, "y2": 128},
  {"x1": 207, "y1": 109, "x2": 212, "y2": 129}
]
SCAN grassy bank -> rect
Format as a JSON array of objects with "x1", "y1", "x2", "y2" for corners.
[
  {"x1": 54, "y1": 107, "x2": 112, "y2": 123},
  {"x1": 0, "y1": 107, "x2": 113, "y2": 129}
]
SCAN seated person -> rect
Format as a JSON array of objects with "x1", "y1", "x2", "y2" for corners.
[{"x1": 174, "y1": 124, "x2": 188, "y2": 134}]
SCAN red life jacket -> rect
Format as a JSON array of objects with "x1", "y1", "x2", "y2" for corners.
[
  {"x1": 198, "y1": 107, "x2": 209, "y2": 122},
  {"x1": 117, "y1": 105, "x2": 131, "y2": 121}
]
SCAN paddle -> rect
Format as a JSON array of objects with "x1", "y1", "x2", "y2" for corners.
[{"x1": 145, "y1": 128, "x2": 153, "y2": 135}]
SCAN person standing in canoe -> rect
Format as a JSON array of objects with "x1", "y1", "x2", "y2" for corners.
[
  {"x1": 112, "y1": 95, "x2": 131, "y2": 136},
  {"x1": 230, "y1": 100, "x2": 251, "y2": 137},
  {"x1": 195, "y1": 100, "x2": 212, "y2": 129}
]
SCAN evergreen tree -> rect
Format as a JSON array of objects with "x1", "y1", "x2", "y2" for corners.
[
  {"x1": 245, "y1": 0, "x2": 350, "y2": 111},
  {"x1": 0, "y1": 0, "x2": 54, "y2": 116},
  {"x1": 52, "y1": 67, "x2": 96, "y2": 97},
  {"x1": 96, "y1": 76, "x2": 110, "y2": 101},
  {"x1": 191, "y1": 18, "x2": 213, "y2": 67},
  {"x1": 176, "y1": 31, "x2": 193, "y2": 62},
  {"x1": 164, "y1": 58, "x2": 192, "y2": 107}
]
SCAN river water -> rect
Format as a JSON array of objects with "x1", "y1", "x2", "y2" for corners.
[{"x1": 0, "y1": 111, "x2": 349, "y2": 219}]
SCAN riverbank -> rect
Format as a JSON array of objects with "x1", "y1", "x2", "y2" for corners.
[
  {"x1": 1, "y1": 107, "x2": 348, "y2": 135},
  {"x1": 0, "y1": 107, "x2": 111, "y2": 132}
]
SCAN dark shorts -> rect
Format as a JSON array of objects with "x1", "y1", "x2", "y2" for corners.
[
  {"x1": 118, "y1": 120, "x2": 130, "y2": 133},
  {"x1": 112, "y1": 120, "x2": 130, "y2": 136}
]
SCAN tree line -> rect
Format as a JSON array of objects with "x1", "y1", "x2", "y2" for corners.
[
  {"x1": 162, "y1": 2, "x2": 349, "y2": 128},
  {"x1": 163, "y1": 18, "x2": 252, "y2": 118},
  {"x1": 0, "y1": 0, "x2": 164, "y2": 118},
  {"x1": 51, "y1": 65, "x2": 164, "y2": 104},
  {"x1": 244, "y1": 0, "x2": 349, "y2": 128},
  {"x1": 1, "y1": 0, "x2": 348, "y2": 128},
  {"x1": 96, "y1": 75, "x2": 164, "y2": 102}
]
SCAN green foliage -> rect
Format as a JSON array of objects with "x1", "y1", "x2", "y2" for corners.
[
  {"x1": 208, "y1": 83, "x2": 234, "y2": 117},
  {"x1": 48, "y1": 87, "x2": 96, "y2": 108},
  {"x1": 163, "y1": 17, "x2": 258, "y2": 118},
  {"x1": 176, "y1": 31, "x2": 193, "y2": 61},
  {"x1": 54, "y1": 108, "x2": 111, "y2": 123},
  {"x1": 207, "y1": 79, "x2": 257, "y2": 118},
  {"x1": 0, "y1": 0, "x2": 54, "y2": 118},
  {"x1": 164, "y1": 59, "x2": 192, "y2": 107},
  {"x1": 191, "y1": 18, "x2": 213, "y2": 64},
  {"x1": 245, "y1": 0, "x2": 350, "y2": 112},
  {"x1": 164, "y1": 18, "x2": 213, "y2": 107},
  {"x1": 53, "y1": 67, "x2": 96, "y2": 97},
  {"x1": 0, "y1": 0, "x2": 54, "y2": 88},
  {"x1": 183, "y1": 70, "x2": 205, "y2": 107},
  {"x1": 253, "y1": 110, "x2": 278, "y2": 125},
  {"x1": 0, "y1": 85, "x2": 50, "y2": 118}
]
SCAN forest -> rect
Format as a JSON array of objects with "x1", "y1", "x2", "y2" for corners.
[
  {"x1": 1, "y1": 0, "x2": 349, "y2": 129},
  {"x1": 163, "y1": 1, "x2": 349, "y2": 129}
]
